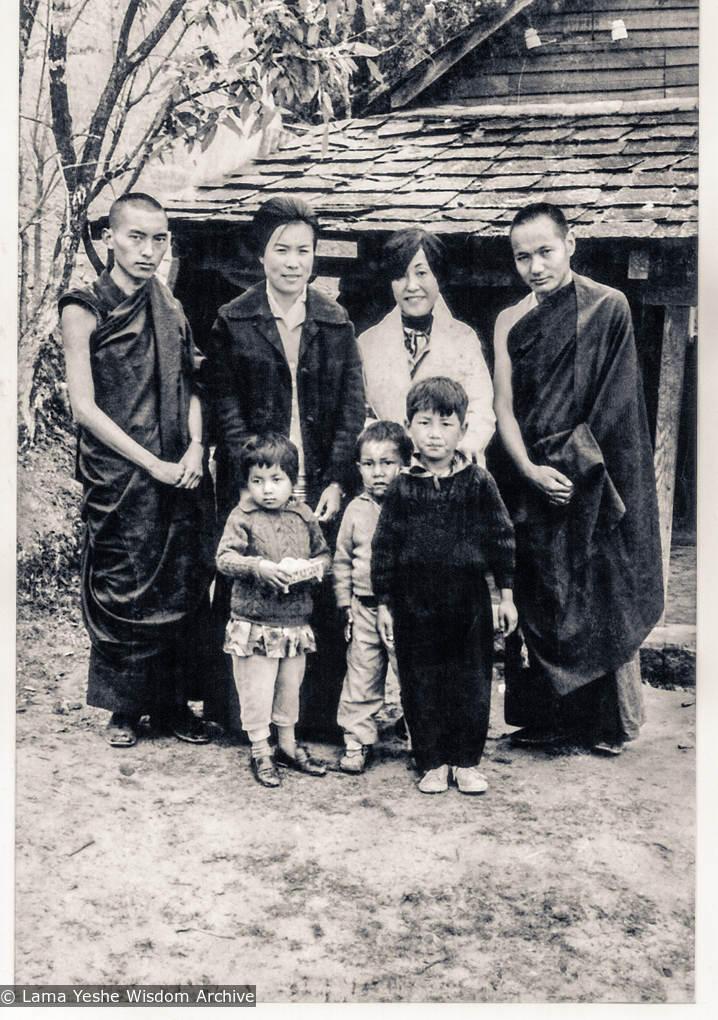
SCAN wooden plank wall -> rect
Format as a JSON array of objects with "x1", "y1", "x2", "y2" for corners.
[{"x1": 416, "y1": 0, "x2": 698, "y2": 107}]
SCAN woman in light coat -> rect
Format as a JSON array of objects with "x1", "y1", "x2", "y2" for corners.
[{"x1": 357, "y1": 228, "x2": 495, "y2": 465}]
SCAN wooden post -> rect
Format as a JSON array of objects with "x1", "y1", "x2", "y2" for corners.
[{"x1": 653, "y1": 305, "x2": 693, "y2": 625}]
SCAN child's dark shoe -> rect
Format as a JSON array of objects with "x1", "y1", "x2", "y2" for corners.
[
  {"x1": 339, "y1": 745, "x2": 373, "y2": 774},
  {"x1": 152, "y1": 708, "x2": 211, "y2": 744},
  {"x1": 275, "y1": 745, "x2": 327, "y2": 776},
  {"x1": 452, "y1": 766, "x2": 488, "y2": 794},
  {"x1": 251, "y1": 754, "x2": 281, "y2": 788},
  {"x1": 418, "y1": 764, "x2": 449, "y2": 793}
]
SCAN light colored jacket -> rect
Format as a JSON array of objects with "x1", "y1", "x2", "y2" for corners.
[
  {"x1": 356, "y1": 295, "x2": 495, "y2": 466},
  {"x1": 332, "y1": 491, "x2": 382, "y2": 606}
]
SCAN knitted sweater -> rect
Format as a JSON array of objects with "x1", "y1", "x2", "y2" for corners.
[
  {"x1": 216, "y1": 493, "x2": 331, "y2": 627},
  {"x1": 333, "y1": 491, "x2": 382, "y2": 607},
  {"x1": 371, "y1": 456, "x2": 515, "y2": 618}
]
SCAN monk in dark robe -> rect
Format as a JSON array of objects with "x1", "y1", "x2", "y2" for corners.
[
  {"x1": 59, "y1": 193, "x2": 214, "y2": 748},
  {"x1": 493, "y1": 202, "x2": 663, "y2": 754}
]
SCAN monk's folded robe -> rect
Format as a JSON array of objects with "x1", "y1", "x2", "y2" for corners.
[
  {"x1": 519, "y1": 423, "x2": 626, "y2": 569},
  {"x1": 503, "y1": 274, "x2": 663, "y2": 699},
  {"x1": 59, "y1": 271, "x2": 214, "y2": 716}
]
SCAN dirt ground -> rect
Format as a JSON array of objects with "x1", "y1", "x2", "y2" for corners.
[
  {"x1": 15, "y1": 595, "x2": 695, "y2": 1004},
  {"x1": 14, "y1": 436, "x2": 697, "y2": 1003}
]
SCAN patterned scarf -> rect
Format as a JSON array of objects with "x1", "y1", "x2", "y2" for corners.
[{"x1": 401, "y1": 311, "x2": 433, "y2": 374}]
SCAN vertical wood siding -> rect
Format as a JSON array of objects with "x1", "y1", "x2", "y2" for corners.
[{"x1": 413, "y1": 0, "x2": 698, "y2": 108}]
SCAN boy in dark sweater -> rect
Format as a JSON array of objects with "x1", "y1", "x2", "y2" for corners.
[{"x1": 372, "y1": 377, "x2": 517, "y2": 794}]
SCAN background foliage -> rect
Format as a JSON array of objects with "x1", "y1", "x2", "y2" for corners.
[{"x1": 18, "y1": 0, "x2": 506, "y2": 442}]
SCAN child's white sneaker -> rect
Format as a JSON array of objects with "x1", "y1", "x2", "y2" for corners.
[
  {"x1": 418, "y1": 764, "x2": 449, "y2": 794},
  {"x1": 452, "y1": 766, "x2": 488, "y2": 794}
]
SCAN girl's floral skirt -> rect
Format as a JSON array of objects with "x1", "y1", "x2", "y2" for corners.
[{"x1": 224, "y1": 618, "x2": 316, "y2": 659}]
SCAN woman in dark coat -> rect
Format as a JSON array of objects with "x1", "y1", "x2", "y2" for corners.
[{"x1": 203, "y1": 196, "x2": 366, "y2": 735}]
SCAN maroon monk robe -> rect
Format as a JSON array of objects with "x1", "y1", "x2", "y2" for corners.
[
  {"x1": 59, "y1": 271, "x2": 214, "y2": 717},
  {"x1": 500, "y1": 274, "x2": 662, "y2": 736}
]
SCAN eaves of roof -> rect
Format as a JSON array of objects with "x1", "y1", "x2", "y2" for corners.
[
  {"x1": 368, "y1": 0, "x2": 538, "y2": 113},
  {"x1": 166, "y1": 97, "x2": 698, "y2": 241}
]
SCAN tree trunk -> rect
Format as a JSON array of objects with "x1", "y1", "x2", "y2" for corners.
[
  {"x1": 17, "y1": 207, "x2": 84, "y2": 443},
  {"x1": 19, "y1": 232, "x2": 30, "y2": 336}
]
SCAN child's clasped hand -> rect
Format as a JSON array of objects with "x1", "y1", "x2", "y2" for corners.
[
  {"x1": 258, "y1": 557, "x2": 324, "y2": 593},
  {"x1": 257, "y1": 559, "x2": 295, "y2": 590}
]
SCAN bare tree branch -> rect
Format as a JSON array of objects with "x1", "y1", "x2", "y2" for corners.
[
  {"x1": 115, "y1": 0, "x2": 141, "y2": 63},
  {"x1": 126, "y1": 0, "x2": 188, "y2": 70},
  {"x1": 21, "y1": 114, "x2": 54, "y2": 130},
  {"x1": 126, "y1": 27, "x2": 188, "y2": 109},
  {"x1": 19, "y1": 172, "x2": 62, "y2": 236},
  {"x1": 66, "y1": 0, "x2": 94, "y2": 36},
  {"x1": 88, "y1": 174, "x2": 113, "y2": 207},
  {"x1": 100, "y1": 74, "x2": 137, "y2": 178},
  {"x1": 117, "y1": 94, "x2": 176, "y2": 194},
  {"x1": 48, "y1": 0, "x2": 79, "y2": 191},
  {"x1": 29, "y1": 0, "x2": 52, "y2": 169},
  {"x1": 20, "y1": 0, "x2": 42, "y2": 80},
  {"x1": 78, "y1": 0, "x2": 188, "y2": 192}
]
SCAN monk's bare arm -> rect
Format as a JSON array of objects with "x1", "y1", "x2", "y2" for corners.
[
  {"x1": 492, "y1": 329, "x2": 533, "y2": 475},
  {"x1": 176, "y1": 393, "x2": 204, "y2": 489},
  {"x1": 61, "y1": 304, "x2": 184, "y2": 486},
  {"x1": 493, "y1": 320, "x2": 573, "y2": 504}
]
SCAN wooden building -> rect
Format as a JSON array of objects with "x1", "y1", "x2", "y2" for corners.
[
  {"x1": 163, "y1": 0, "x2": 698, "y2": 612},
  {"x1": 370, "y1": 0, "x2": 698, "y2": 112}
]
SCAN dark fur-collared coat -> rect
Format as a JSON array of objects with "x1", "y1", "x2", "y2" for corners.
[{"x1": 204, "y1": 283, "x2": 366, "y2": 525}]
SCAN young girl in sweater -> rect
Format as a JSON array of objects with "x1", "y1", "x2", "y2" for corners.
[
  {"x1": 372, "y1": 377, "x2": 518, "y2": 795},
  {"x1": 215, "y1": 434, "x2": 331, "y2": 787}
]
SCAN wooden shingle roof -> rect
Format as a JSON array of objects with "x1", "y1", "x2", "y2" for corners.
[{"x1": 167, "y1": 97, "x2": 697, "y2": 240}]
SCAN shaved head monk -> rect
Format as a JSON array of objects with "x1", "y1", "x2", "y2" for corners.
[
  {"x1": 492, "y1": 202, "x2": 663, "y2": 755},
  {"x1": 59, "y1": 193, "x2": 214, "y2": 748}
]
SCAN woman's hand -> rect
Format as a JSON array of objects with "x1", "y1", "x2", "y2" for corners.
[
  {"x1": 526, "y1": 464, "x2": 573, "y2": 506},
  {"x1": 458, "y1": 439, "x2": 487, "y2": 469},
  {"x1": 314, "y1": 483, "x2": 342, "y2": 522},
  {"x1": 175, "y1": 440, "x2": 204, "y2": 489}
]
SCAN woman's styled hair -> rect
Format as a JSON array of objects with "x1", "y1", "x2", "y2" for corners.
[
  {"x1": 239, "y1": 433, "x2": 299, "y2": 486},
  {"x1": 406, "y1": 376, "x2": 469, "y2": 425},
  {"x1": 510, "y1": 202, "x2": 569, "y2": 239},
  {"x1": 381, "y1": 228, "x2": 445, "y2": 284},
  {"x1": 355, "y1": 419, "x2": 414, "y2": 465},
  {"x1": 251, "y1": 195, "x2": 320, "y2": 256}
]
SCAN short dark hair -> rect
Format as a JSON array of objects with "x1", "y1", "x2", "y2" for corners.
[
  {"x1": 406, "y1": 376, "x2": 469, "y2": 425},
  {"x1": 239, "y1": 433, "x2": 299, "y2": 487},
  {"x1": 108, "y1": 192, "x2": 166, "y2": 230},
  {"x1": 251, "y1": 195, "x2": 319, "y2": 256},
  {"x1": 355, "y1": 420, "x2": 413, "y2": 465},
  {"x1": 510, "y1": 202, "x2": 569, "y2": 239},
  {"x1": 381, "y1": 228, "x2": 445, "y2": 285}
]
